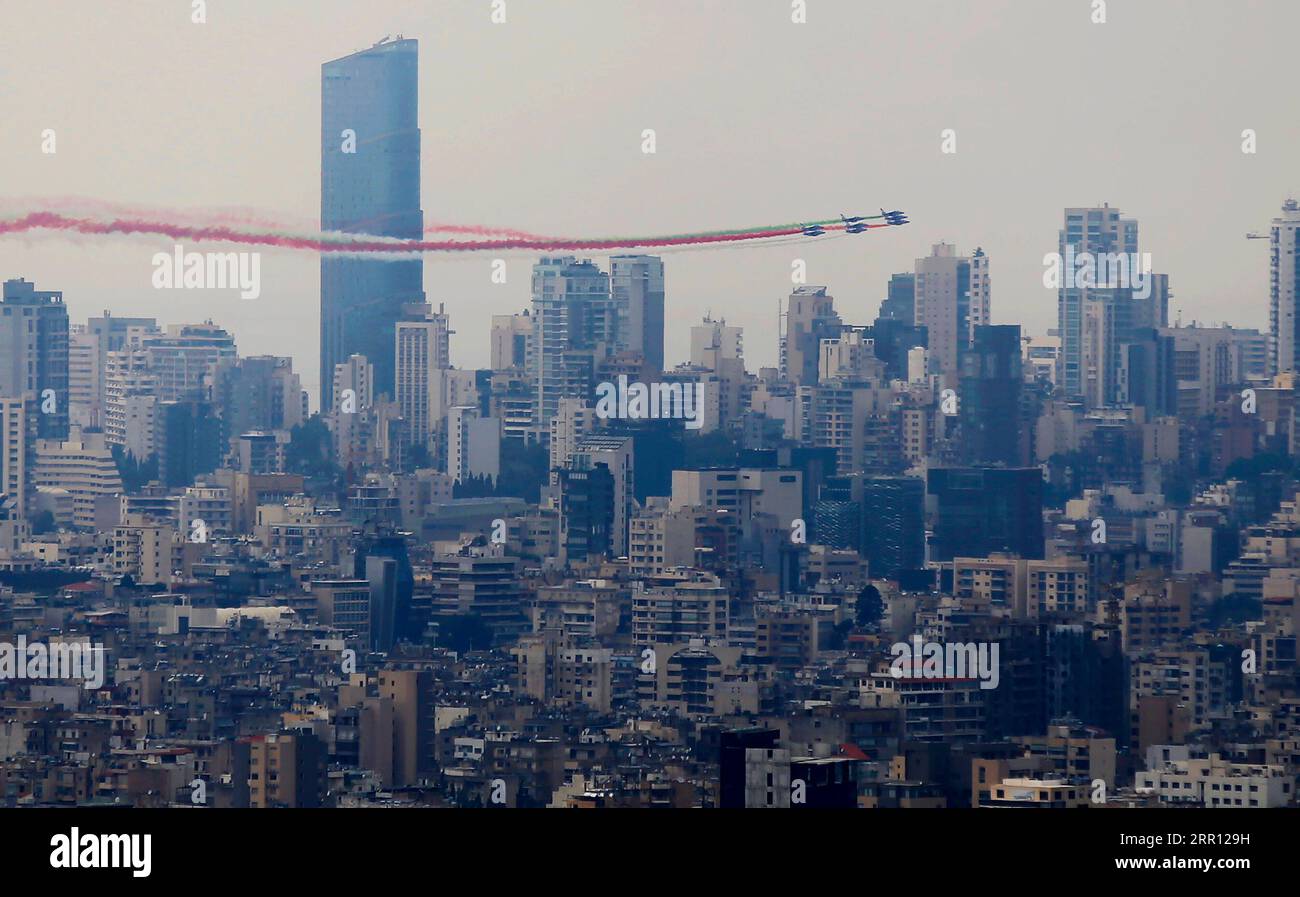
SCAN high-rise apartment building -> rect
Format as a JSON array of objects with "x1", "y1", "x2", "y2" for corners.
[
  {"x1": 214, "y1": 355, "x2": 306, "y2": 436},
  {"x1": 1059, "y1": 206, "x2": 1137, "y2": 398},
  {"x1": 609, "y1": 255, "x2": 665, "y2": 373},
  {"x1": 143, "y1": 322, "x2": 236, "y2": 402},
  {"x1": 913, "y1": 244, "x2": 989, "y2": 378},
  {"x1": 395, "y1": 303, "x2": 451, "y2": 450},
  {"x1": 490, "y1": 311, "x2": 532, "y2": 371},
  {"x1": 0, "y1": 397, "x2": 35, "y2": 519},
  {"x1": 568, "y1": 434, "x2": 634, "y2": 557},
  {"x1": 103, "y1": 347, "x2": 154, "y2": 450},
  {"x1": 530, "y1": 257, "x2": 613, "y2": 442},
  {"x1": 36, "y1": 428, "x2": 127, "y2": 529},
  {"x1": 879, "y1": 273, "x2": 916, "y2": 323},
  {"x1": 247, "y1": 731, "x2": 325, "y2": 808},
  {"x1": 446, "y1": 404, "x2": 500, "y2": 484},
  {"x1": 0, "y1": 278, "x2": 69, "y2": 440},
  {"x1": 782, "y1": 286, "x2": 841, "y2": 386},
  {"x1": 332, "y1": 354, "x2": 376, "y2": 467},
  {"x1": 76, "y1": 314, "x2": 159, "y2": 430},
  {"x1": 332, "y1": 354, "x2": 375, "y2": 413},
  {"x1": 1269, "y1": 198, "x2": 1300, "y2": 376},
  {"x1": 1057, "y1": 205, "x2": 1166, "y2": 406}
]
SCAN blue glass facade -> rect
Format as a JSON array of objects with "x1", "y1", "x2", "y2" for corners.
[{"x1": 320, "y1": 38, "x2": 424, "y2": 410}]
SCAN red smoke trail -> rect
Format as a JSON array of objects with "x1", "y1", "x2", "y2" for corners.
[
  {"x1": 0, "y1": 197, "x2": 311, "y2": 232},
  {"x1": 423, "y1": 222, "x2": 557, "y2": 240},
  {"x1": 0, "y1": 211, "x2": 879, "y2": 253},
  {"x1": 2, "y1": 197, "x2": 552, "y2": 242}
]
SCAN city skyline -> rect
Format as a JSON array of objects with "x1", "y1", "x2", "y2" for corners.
[
  {"x1": 2, "y1": 1, "x2": 1300, "y2": 842},
  {"x1": 3, "y1": 0, "x2": 1298, "y2": 404}
]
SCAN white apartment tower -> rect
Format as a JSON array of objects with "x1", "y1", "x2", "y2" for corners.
[
  {"x1": 395, "y1": 303, "x2": 452, "y2": 449},
  {"x1": 1269, "y1": 199, "x2": 1300, "y2": 376},
  {"x1": 914, "y1": 243, "x2": 990, "y2": 379}
]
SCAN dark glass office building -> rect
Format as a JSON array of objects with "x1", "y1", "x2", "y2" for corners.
[
  {"x1": 959, "y1": 324, "x2": 1022, "y2": 466},
  {"x1": 862, "y1": 476, "x2": 925, "y2": 580},
  {"x1": 558, "y1": 463, "x2": 615, "y2": 561},
  {"x1": 158, "y1": 399, "x2": 223, "y2": 488},
  {"x1": 321, "y1": 37, "x2": 424, "y2": 410},
  {"x1": 927, "y1": 467, "x2": 1045, "y2": 561}
]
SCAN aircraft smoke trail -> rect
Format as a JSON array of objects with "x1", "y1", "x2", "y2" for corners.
[
  {"x1": 0, "y1": 207, "x2": 899, "y2": 255},
  {"x1": 0, "y1": 197, "x2": 556, "y2": 240},
  {"x1": 422, "y1": 222, "x2": 557, "y2": 239}
]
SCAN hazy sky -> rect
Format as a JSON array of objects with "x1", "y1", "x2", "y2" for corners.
[{"x1": 2, "y1": 0, "x2": 1297, "y2": 406}]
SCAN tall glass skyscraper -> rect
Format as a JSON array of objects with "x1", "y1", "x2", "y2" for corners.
[
  {"x1": 321, "y1": 37, "x2": 424, "y2": 411},
  {"x1": 0, "y1": 277, "x2": 70, "y2": 440},
  {"x1": 1057, "y1": 205, "x2": 1140, "y2": 406}
]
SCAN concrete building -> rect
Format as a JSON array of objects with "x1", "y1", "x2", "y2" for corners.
[
  {"x1": 609, "y1": 255, "x2": 665, "y2": 373},
  {"x1": 490, "y1": 311, "x2": 532, "y2": 372},
  {"x1": 312, "y1": 579, "x2": 371, "y2": 653},
  {"x1": 112, "y1": 513, "x2": 180, "y2": 585},
  {"x1": 143, "y1": 322, "x2": 237, "y2": 402},
  {"x1": 977, "y1": 777, "x2": 1087, "y2": 808},
  {"x1": 1269, "y1": 198, "x2": 1300, "y2": 376},
  {"x1": 568, "y1": 435, "x2": 634, "y2": 558},
  {"x1": 629, "y1": 499, "x2": 697, "y2": 577},
  {"x1": 247, "y1": 731, "x2": 325, "y2": 808},
  {"x1": 669, "y1": 468, "x2": 802, "y2": 533},
  {"x1": 783, "y1": 286, "x2": 841, "y2": 386},
  {"x1": 914, "y1": 244, "x2": 989, "y2": 379},
  {"x1": 1136, "y1": 756, "x2": 1291, "y2": 807},
  {"x1": 0, "y1": 396, "x2": 34, "y2": 520},
  {"x1": 631, "y1": 573, "x2": 729, "y2": 647},
  {"x1": 446, "y1": 405, "x2": 500, "y2": 485},
  {"x1": 395, "y1": 303, "x2": 452, "y2": 449},
  {"x1": 34, "y1": 428, "x2": 123, "y2": 529}
]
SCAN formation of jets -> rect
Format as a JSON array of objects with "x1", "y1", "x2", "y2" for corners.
[{"x1": 802, "y1": 210, "x2": 909, "y2": 237}]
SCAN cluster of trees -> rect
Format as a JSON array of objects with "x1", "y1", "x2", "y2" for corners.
[
  {"x1": 111, "y1": 445, "x2": 159, "y2": 494},
  {"x1": 453, "y1": 440, "x2": 550, "y2": 502},
  {"x1": 285, "y1": 416, "x2": 338, "y2": 480}
]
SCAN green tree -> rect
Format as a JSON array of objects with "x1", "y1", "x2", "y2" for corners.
[
  {"x1": 435, "y1": 614, "x2": 494, "y2": 654},
  {"x1": 286, "y1": 415, "x2": 338, "y2": 478},
  {"x1": 493, "y1": 439, "x2": 549, "y2": 503},
  {"x1": 30, "y1": 509, "x2": 56, "y2": 535},
  {"x1": 856, "y1": 584, "x2": 884, "y2": 629},
  {"x1": 112, "y1": 446, "x2": 159, "y2": 493},
  {"x1": 681, "y1": 430, "x2": 740, "y2": 469}
]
